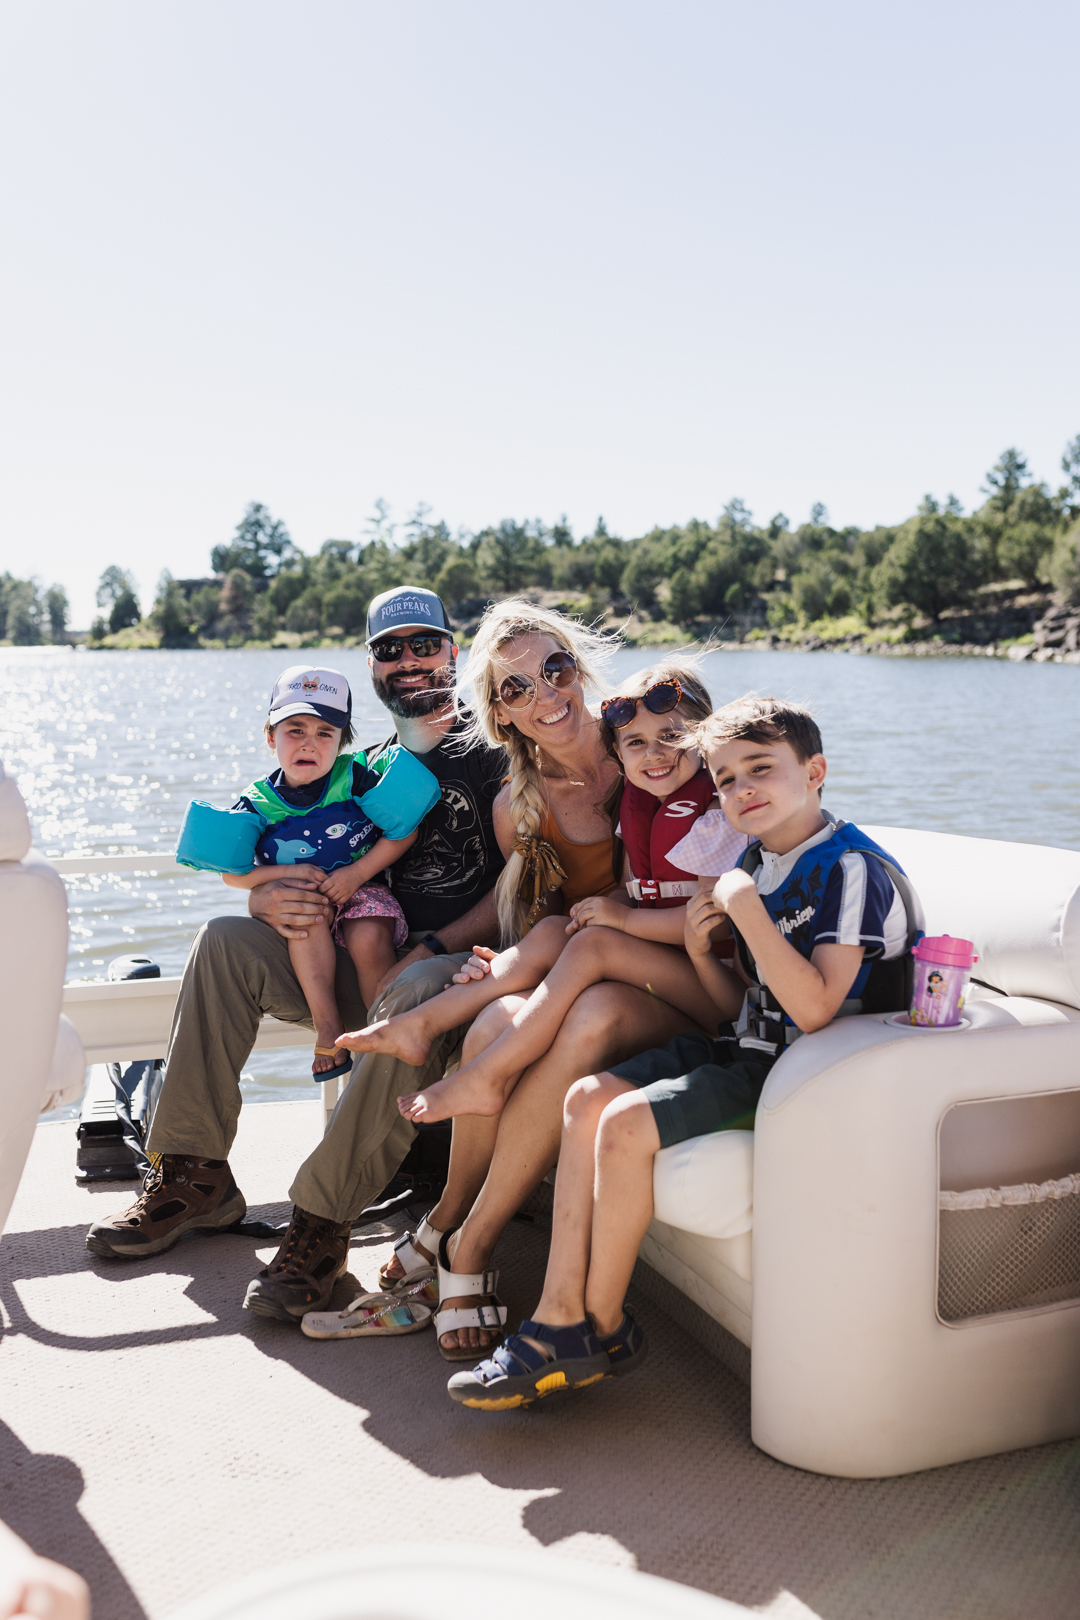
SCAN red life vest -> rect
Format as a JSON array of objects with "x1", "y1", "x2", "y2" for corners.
[{"x1": 620, "y1": 767, "x2": 716, "y2": 908}]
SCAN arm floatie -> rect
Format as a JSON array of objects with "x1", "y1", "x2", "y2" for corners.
[
  {"x1": 357, "y1": 745, "x2": 441, "y2": 840},
  {"x1": 176, "y1": 800, "x2": 265, "y2": 874}
]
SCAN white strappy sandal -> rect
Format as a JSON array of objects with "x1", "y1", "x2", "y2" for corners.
[
  {"x1": 378, "y1": 1214, "x2": 444, "y2": 1294},
  {"x1": 434, "y1": 1229, "x2": 508, "y2": 1363}
]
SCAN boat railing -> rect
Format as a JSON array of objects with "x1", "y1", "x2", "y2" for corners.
[{"x1": 50, "y1": 851, "x2": 344, "y2": 1121}]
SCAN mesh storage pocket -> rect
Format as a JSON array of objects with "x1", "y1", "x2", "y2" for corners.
[{"x1": 938, "y1": 1173, "x2": 1080, "y2": 1322}]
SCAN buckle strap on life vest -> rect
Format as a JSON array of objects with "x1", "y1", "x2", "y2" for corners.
[
  {"x1": 741, "y1": 984, "x2": 804, "y2": 1055},
  {"x1": 627, "y1": 877, "x2": 697, "y2": 903}
]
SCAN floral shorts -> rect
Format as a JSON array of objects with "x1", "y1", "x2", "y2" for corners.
[{"x1": 332, "y1": 882, "x2": 408, "y2": 951}]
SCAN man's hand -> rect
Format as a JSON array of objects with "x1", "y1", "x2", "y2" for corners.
[
  {"x1": 248, "y1": 874, "x2": 333, "y2": 940},
  {"x1": 685, "y1": 889, "x2": 727, "y2": 959},
  {"x1": 565, "y1": 895, "x2": 627, "y2": 935},
  {"x1": 368, "y1": 942, "x2": 434, "y2": 1002},
  {"x1": 713, "y1": 867, "x2": 758, "y2": 919}
]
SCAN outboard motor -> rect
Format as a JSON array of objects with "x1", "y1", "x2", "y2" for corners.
[{"x1": 75, "y1": 955, "x2": 165, "y2": 1183}]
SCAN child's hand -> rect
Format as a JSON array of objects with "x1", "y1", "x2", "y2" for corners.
[
  {"x1": 714, "y1": 868, "x2": 757, "y2": 917},
  {"x1": 276, "y1": 864, "x2": 326, "y2": 887},
  {"x1": 565, "y1": 895, "x2": 627, "y2": 935},
  {"x1": 318, "y1": 867, "x2": 362, "y2": 905},
  {"x1": 450, "y1": 946, "x2": 498, "y2": 984},
  {"x1": 685, "y1": 890, "x2": 727, "y2": 958}
]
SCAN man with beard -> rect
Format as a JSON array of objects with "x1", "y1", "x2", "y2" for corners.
[{"x1": 87, "y1": 588, "x2": 508, "y2": 1321}]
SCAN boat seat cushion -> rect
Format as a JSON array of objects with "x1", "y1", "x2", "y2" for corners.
[
  {"x1": 864, "y1": 825, "x2": 1080, "y2": 1010},
  {"x1": 652, "y1": 1128, "x2": 754, "y2": 1239},
  {"x1": 0, "y1": 760, "x2": 31, "y2": 861}
]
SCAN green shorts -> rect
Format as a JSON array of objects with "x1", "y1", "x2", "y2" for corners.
[{"x1": 610, "y1": 1029, "x2": 775, "y2": 1151}]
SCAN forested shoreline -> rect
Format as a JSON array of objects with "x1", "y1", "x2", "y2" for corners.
[{"x1": 4, "y1": 439, "x2": 1080, "y2": 659}]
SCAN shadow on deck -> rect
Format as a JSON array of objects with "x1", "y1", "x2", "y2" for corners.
[{"x1": 2, "y1": 1103, "x2": 1078, "y2": 1620}]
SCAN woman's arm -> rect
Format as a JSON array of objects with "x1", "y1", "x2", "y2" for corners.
[{"x1": 318, "y1": 829, "x2": 419, "y2": 905}]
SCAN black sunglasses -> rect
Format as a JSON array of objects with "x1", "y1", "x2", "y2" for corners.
[
  {"x1": 498, "y1": 649, "x2": 579, "y2": 710},
  {"x1": 600, "y1": 678, "x2": 683, "y2": 730},
  {"x1": 370, "y1": 633, "x2": 451, "y2": 663}
]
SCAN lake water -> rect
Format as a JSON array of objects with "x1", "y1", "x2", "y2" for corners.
[{"x1": 3, "y1": 644, "x2": 1078, "y2": 1106}]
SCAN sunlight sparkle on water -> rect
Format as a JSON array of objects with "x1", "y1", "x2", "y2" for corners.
[{"x1": 3, "y1": 644, "x2": 1078, "y2": 1104}]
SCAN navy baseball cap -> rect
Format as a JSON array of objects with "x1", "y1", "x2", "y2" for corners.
[
  {"x1": 267, "y1": 665, "x2": 352, "y2": 729},
  {"x1": 366, "y1": 586, "x2": 452, "y2": 646}
]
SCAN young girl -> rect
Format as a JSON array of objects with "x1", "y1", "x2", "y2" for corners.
[
  {"x1": 339, "y1": 660, "x2": 749, "y2": 1118},
  {"x1": 177, "y1": 664, "x2": 439, "y2": 1080}
]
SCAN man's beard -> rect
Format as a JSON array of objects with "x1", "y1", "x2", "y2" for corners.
[{"x1": 373, "y1": 665, "x2": 456, "y2": 719}]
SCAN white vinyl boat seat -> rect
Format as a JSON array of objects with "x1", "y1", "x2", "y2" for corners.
[
  {"x1": 640, "y1": 824, "x2": 1080, "y2": 1477},
  {"x1": 0, "y1": 762, "x2": 86, "y2": 1239}
]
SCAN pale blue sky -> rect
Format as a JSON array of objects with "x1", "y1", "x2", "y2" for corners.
[{"x1": 1, "y1": 0, "x2": 1077, "y2": 625}]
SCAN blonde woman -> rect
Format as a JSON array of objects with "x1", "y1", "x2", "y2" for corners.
[
  {"x1": 356, "y1": 603, "x2": 715, "y2": 1359},
  {"x1": 348, "y1": 660, "x2": 737, "y2": 1121}
]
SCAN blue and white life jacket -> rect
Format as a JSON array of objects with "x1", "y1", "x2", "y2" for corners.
[{"x1": 732, "y1": 820, "x2": 925, "y2": 1054}]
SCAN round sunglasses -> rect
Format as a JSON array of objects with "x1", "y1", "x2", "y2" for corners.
[
  {"x1": 369, "y1": 633, "x2": 451, "y2": 663},
  {"x1": 600, "y1": 678, "x2": 683, "y2": 730},
  {"x1": 497, "y1": 648, "x2": 579, "y2": 710}
]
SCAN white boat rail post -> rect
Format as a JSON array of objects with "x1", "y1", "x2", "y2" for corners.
[{"x1": 48, "y1": 849, "x2": 315, "y2": 1081}]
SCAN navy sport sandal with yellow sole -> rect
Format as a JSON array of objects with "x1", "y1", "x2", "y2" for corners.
[
  {"x1": 596, "y1": 1306, "x2": 648, "y2": 1377},
  {"x1": 446, "y1": 1318, "x2": 610, "y2": 1411}
]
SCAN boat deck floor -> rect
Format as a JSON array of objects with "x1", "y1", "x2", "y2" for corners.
[{"x1": 2, "y1": 1101, "x2": 1078, "y2": 1620}]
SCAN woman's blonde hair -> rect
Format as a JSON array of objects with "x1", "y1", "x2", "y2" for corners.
[{"x1": 456, "y1": 599, "x2": 618, "y2": 945}]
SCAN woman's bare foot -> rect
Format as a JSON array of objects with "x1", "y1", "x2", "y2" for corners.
[
  {"x1": 337, "y1": 1005, "x2": 441, "y2": 1067},
  {"x1": 397, "y1": 1061, "x2": 506, "y2": 1123},
  {"x1": 312, "y1": 1020, "x2": 347, "y2": 1075},
  {"x1": 439, "y1": 1229, "x2": 500, "y2": 1354}
]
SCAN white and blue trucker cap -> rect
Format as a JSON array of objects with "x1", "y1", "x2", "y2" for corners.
[
  {"x1": 267, "y1": 666, "x2": 352, "y2": 729},
  {"x1": 366, "y1": 585, "x2": 452, "y2": 645}
]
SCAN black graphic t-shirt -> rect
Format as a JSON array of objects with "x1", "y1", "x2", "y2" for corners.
[{"x1": 368, "y1": 720, "x2": 507, "y2": 935}]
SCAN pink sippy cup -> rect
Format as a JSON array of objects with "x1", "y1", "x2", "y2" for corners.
[{"x1": 909, "y1": 935, "x2": 978, "y2": 1027}]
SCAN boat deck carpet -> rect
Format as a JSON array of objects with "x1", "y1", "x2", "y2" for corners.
[{"x1": 1, "y1": 1102, "x2": 1077, "y2": 1619}]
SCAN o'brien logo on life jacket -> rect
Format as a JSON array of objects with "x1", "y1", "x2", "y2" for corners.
[{"x1": 777, "y1": 903, "x2": 816, "y2": 936}]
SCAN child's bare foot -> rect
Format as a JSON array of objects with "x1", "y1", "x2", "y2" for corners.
[
  {"x1": 397, "y1": 1063, "x2": 506, "y2": 1123},
  {"x1": 312, "y1": 1021, "x2": 348, "y2": 1076},
  {"x1": 337, "y1": 1006, "x2": 439, "y2": 1067}
]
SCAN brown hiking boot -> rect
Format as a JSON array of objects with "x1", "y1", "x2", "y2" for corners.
[
  {"x1": 243, "y1": 1206, "x2": 351, "y2": 1323},
  {"x1": 86, "y1": 1155, "x2": 246, "y2": 1260}
]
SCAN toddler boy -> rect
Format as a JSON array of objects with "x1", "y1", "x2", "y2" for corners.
[{"x1": 195, "y1": 666, "x2": 440, "y2": 1078}]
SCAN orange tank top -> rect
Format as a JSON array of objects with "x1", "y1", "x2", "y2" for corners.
[{"x1": 539, "y1": 808, "x2": 619, "y2": 910}]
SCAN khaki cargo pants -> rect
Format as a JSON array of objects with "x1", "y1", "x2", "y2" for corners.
[{"x1": 147, "y1": 916, "x2": 472, "y2": 1223}]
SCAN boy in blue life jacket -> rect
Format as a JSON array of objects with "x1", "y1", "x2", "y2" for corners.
[
  {"x1": 179, "y1": 665, "x2": 440, "y2": 1080},
  {"x1": 446, "y1": 694, "x2": 921, "y2": 1411}
]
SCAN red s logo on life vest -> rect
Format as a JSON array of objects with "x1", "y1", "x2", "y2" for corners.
[{"x1": 664, "y1": 799, "x2": 701, "y2": 817}]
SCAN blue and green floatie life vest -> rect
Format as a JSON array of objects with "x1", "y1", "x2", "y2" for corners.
[{"x1": 176, "y1": 746, "x2": 440, "y2": 876}]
